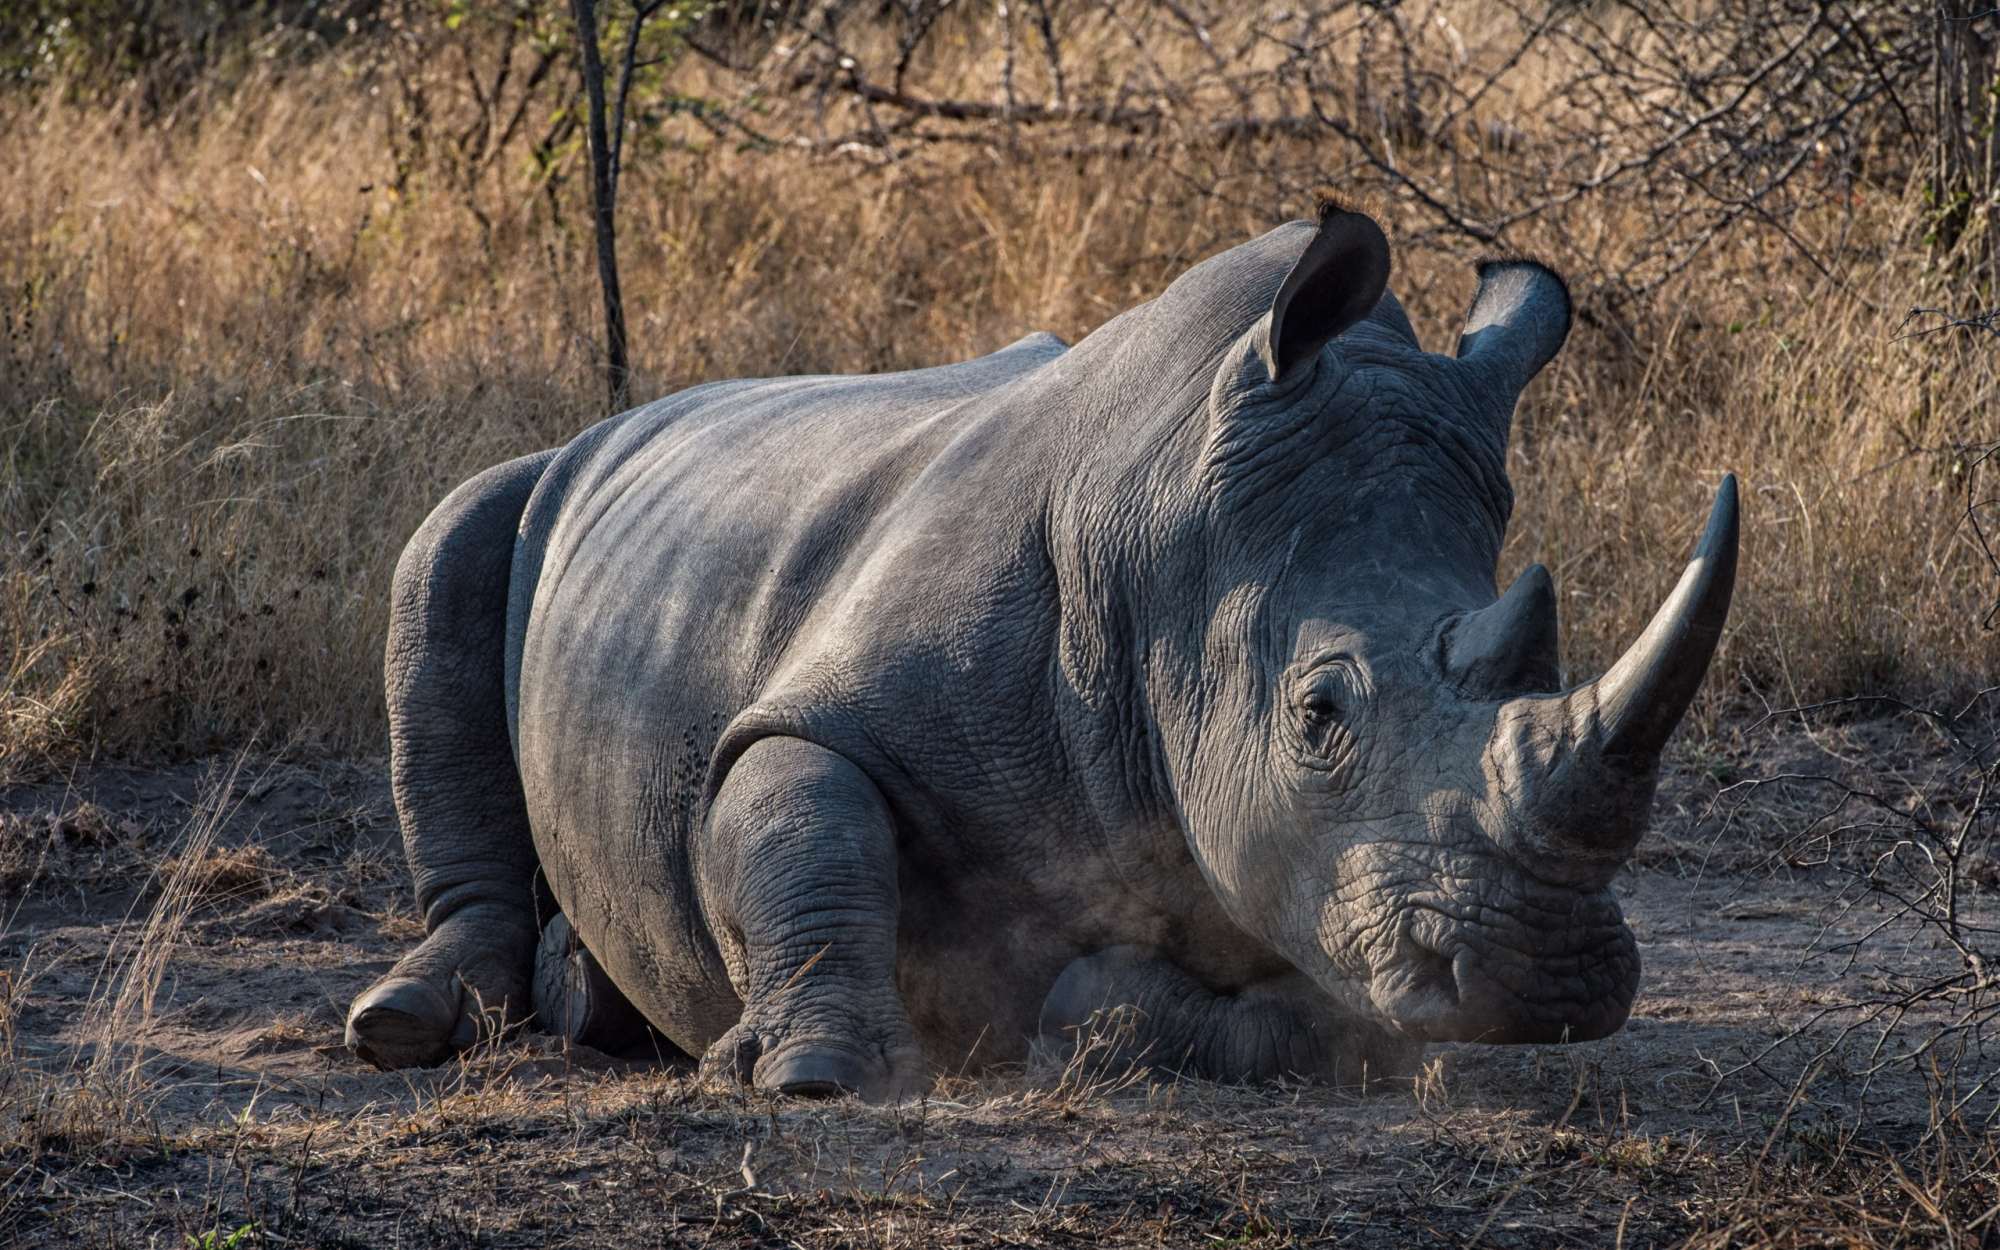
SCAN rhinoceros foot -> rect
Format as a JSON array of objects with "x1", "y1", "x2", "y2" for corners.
[
  {"x1": 530, "y1": 914, "x2": 659, "y2": 1054},
  {"x1": 345, "y1": 975, "x2": 477, "y2": 1070},
  {"x1": 346, "y1": 903, "x2": 535, "y2": 1069},
  {"x1": 701, "y1": 1021, "x2": 926, "y2": 1103}
]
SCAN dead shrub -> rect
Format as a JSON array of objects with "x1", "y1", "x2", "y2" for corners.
[
  {"x1": 0, "y1": 803, "x2": 151, "y2": 896},
  {"x1": 152, "y1": 844, "x2": 280, "y2": 908}
]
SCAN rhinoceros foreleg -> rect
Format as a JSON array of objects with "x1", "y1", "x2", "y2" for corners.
[
  {"x1": 1037, "y1": 946, "x2": 1421, "y2": 1089},
  {"x1": 345, "y1": 450, "x2": 556, "y2": 1069},
  {"x1": 697, "y1": 736, "x2": 926, "y2": 1102}
]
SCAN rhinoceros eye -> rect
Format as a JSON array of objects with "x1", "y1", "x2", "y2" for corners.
[
  {"x1": 1300, "y1": 687, "x2": 1341, "y2": 723},
  {"x1": 1293, "y1": 659, "x2": 1361, "y2": 772}
]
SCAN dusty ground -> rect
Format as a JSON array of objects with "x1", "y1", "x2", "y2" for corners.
[{"x1": 0, "y1": 719, "x2": 1993, "y2": 1248}]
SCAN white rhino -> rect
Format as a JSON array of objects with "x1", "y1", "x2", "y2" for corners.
[{"x1": 347, "y1": 205, "x2": 1737, "y2": 1100}]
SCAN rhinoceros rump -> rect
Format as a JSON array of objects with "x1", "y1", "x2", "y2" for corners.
[{"x1": 346, "y1": 205, "x2": 1738, "y2": 1100}]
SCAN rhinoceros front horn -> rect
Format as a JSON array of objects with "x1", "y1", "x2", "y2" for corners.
[
  {"x1": 1487, "y1": 476, "x2": 1738, "y2": 884},
  {"x1": 1591, "y1": 473, "x2": 1740, "y2": 761}
]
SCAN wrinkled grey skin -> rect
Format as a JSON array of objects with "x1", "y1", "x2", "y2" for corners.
[{"x1": 347, "y1": 208, "x2": 1739, "y2": 1101}]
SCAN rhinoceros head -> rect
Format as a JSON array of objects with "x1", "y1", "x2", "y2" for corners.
[{"x1": 1114, "y1": 204, "x2": 1737, "y2": 1046}]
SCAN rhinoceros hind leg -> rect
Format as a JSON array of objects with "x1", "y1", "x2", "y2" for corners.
[
  {"x1": 346, "y1": 450, "x2": 557, "y2": 1069},
  {"x1": 1038, "y1": 946, "x2": 1421, "y2": 1090},
  {"x1": 696, "y1": 737, "x2": 927, "y2": 1103}
]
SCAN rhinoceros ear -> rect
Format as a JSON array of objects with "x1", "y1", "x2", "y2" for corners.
[
  {"x1": 1454, "y1": 259, "x2": 1572, "y2": 396},
  {"x1": 1258, "y1": 205, "x2": 1392, "y2": 382}
]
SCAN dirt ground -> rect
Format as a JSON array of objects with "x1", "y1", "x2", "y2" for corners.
[{"x1": 1, "y1": 719, "x2": 1993, "y2": 1249}]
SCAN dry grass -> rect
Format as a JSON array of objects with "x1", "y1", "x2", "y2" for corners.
[
  {"x1": 3, "y1": 1002, "x2": 1996, "y2": 1248},
  {"x1": 0, "y1": 2, "x2": 1994, "y2": 776},
  {"x1": 0, "y1": 727, "x2": 1995, "y2": 1246}
]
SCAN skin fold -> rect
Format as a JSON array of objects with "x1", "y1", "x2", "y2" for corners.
[{"x1": 347, "y1": 206, "x2": 1738, "y2": 1099}]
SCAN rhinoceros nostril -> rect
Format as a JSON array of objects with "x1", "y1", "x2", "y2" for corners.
[{"x1": 1409, "y1": 943, "x2": 1458, "y2": 1005}]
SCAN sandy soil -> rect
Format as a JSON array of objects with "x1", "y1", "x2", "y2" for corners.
[{"x1": 0, "y1": 720, "x2": 1991, "y2": 1247}]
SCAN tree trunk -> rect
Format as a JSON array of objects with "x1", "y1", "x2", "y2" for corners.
[
  {"x1": 572, "y1": 0, "x2": 631, "y2": 411},
  {"x1": 1932, "y1": 1, "x2": 2000, "y2": 289}
]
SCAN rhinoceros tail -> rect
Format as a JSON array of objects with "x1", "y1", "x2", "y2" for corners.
[{"x1": 347, "y1": 448, "x2": 559, "y2": 1069}]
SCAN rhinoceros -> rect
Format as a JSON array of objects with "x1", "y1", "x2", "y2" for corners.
[{"x1": 346, "y1": 204, "x2": 1737, "y2": 1100}]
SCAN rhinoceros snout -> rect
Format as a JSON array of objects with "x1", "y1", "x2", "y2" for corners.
[{"x1": 1366, "y1": 904, "x2": 1639, "y2": 1045}]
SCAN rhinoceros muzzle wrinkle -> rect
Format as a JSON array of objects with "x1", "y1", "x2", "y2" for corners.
[
  {"x1": 1369, "y1": 896, "x2": 1639, "y2": 1044},
  {"x1": 1365, "y1": 910, "x2": 1459, "y2": 1036}
]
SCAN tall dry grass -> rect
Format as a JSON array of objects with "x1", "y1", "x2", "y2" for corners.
[{"x1": 0, "y1": 2, "x2": 1995, "y2": 778}]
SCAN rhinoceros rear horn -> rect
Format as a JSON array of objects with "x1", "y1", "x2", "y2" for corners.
[
  {"x1": 1445, "y1": 563, "x2": 1562, "y2": 697},
  {"x1": 1454, "y1": 259, "x2": 1572, "y2": 397},
  {"x1": 1260, "y1": 205, "x2": 1392, "y2": 382}
]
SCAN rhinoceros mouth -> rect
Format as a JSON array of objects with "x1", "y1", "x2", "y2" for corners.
[{"x1": 1366, "y1": 901, "x2": 1639, "y2": 1045}]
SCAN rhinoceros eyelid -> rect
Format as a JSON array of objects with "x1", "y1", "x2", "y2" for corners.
[{"x1": 1294, "y1": 652, "x2": 1368, "y2": 695}]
